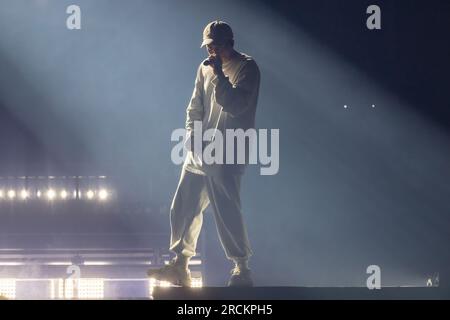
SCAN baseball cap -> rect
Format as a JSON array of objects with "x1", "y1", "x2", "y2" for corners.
[{"x1": 201, "y1": 20, "x2": 234, "y2": 48}]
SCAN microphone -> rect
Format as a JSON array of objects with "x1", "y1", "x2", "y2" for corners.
[{"x1": 203, "y1": 58, "x2": 213, "y2": 66}]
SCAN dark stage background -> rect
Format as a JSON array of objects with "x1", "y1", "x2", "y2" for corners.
[{"x1": 0, "y1": 0, "x2": 449, "y2": 287}]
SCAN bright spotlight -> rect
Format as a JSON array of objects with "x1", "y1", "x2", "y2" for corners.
[
  {"x1": 0, "y1": 279, "x2": 16, "y2": 299},
  {"x1": 191, "y1": 277, "x2": 203, "y2": 288},
  {"x1": 159, "y1": 281, "x2": 172, "y2": 287},
  {"x1": 36, "y1": 190, "x2": 42, "y2": 198},
  {"x1": 98, "y1": 189, "x2": 108, "y2": 200},
  {"x1": 60, "y1": 190, "x2": 68, "y2": 199},
  {"x1": 7, "y1": 190, "x2": 16, "y2": 199},
  {"x1": 86, "y1": 190, "x2": 95, "y2": 200},
  {"x1": 47, "y1": 189, "x2": 56, "y2": 200},
  {"x1": 20, "y1": 189, "x2": 29, "y2": 200}
]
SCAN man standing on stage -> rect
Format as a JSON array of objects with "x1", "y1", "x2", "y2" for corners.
[{"x1": 147, "y1": 20, "x2": 260, "y2": 287}]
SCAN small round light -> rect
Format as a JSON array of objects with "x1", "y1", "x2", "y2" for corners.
[
  {"x1": 20, "y1": 189, "x2": 29, "y2": 200},
  {"x1": 47, "y1": 189, "x2": 56, "y2": 200},
  {"x1": 86, "y1": 190, "x2": 95, "y2": 200},
  {"x1": 37, "y1": 190, "x2": 42, "y2": 198},
  {"x1": 98, "y1": 189, "x2": 108, "y2": 201},
  {"x1": 7, "y1": 190, "x2": 16, "y2": 199},
  {"x1": 60, "y1": 190, "x2": 68, "y2": 199}
]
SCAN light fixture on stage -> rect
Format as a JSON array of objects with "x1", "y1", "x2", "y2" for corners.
[
  {"x1": 191, "y1": 277, "x2": 203, "y2": 288},
  {"x1": 47, "y1": 189, "x2": 56, "y2": 200},
  {"x1": 0, "y1": 176, "x2": 115, "y2": 202},
  {"x1": 148, "y1": 278, "x2": 173, "y2": 296},
  {"x1": 20, "y1": 189, "x2": 29, "y2": 200},
  {"x1": 7, "y1": 190, "x2": 16, "y2": 199},
  {"x1": 98, "y1": 189, "x2": 108, "y2": 201},
  {"x1": 0, "y1": 279, "x2": 16, "y2": 299},
  {"x1": 86, "y1": 190, "x2": 95, "y2": 200},
  {"x1": 60, "y1": 190, "x2": 68, "y2": 199}
]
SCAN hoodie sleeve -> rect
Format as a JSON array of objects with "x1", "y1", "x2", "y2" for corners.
[
  {"x1": 185, "y1": 64, "x2": 204, "y2": 133},
  {"x1": 213, "y1": 60, "x2": 260, "y2": 118}
]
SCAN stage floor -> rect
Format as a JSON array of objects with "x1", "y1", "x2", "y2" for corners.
[{"x1": 152, "y1": 286, "x2": 450, "y2": 300}]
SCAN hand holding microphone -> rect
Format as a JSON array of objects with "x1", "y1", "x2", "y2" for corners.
[
  {"x1": 203, "y1": 57, "x2": 213, "y2": 66},
  {"x1": 203, "y1": 54, "x2": 223, "y2": 76}
]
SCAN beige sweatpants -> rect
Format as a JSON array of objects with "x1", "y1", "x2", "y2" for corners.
[{"x1": 169, "y1": 168, "x2": 253, "y2": 261}]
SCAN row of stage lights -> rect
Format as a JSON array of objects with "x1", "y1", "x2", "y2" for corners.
[
  {"x1": 0, "y1": 277, "x2": 203, "y2": 299},
  {"x1": 0, "y1": 189, "x2": 109, "y2": 201}
]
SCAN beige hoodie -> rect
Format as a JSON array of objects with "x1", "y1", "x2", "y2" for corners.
[{"x1": 183, "y1": 52, "x2": 261, "y2": 176}]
